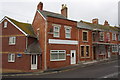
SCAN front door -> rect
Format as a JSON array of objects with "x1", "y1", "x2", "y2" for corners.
[
  {"x1": 119, "y1": 45, "x2": 120, "y2": 55},
  {"x1": 31, "y1": 55, "x2": 37, "y2": 70},
  {"x1": 93, "y1": 46, "x2": 96, "y2": 60},
  {"x1": 108, "y1": 46, "x2": 111, "y2": 58},
  {"x1": 70, "y1": 50, "x2": 76, "y2": 64}
]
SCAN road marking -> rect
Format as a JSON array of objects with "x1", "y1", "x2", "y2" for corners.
[{"x1": 101, "y1": 72, "x2": 120, "y2": 78}]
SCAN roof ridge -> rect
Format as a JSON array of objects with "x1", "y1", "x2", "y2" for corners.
[{"x1": 6, "y1": 16, "x2": 31, "y2": 25}]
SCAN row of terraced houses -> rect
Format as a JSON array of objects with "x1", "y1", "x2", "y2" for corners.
[{"x1": 1, "y1": 2, "x2": 120, "y2": 71}]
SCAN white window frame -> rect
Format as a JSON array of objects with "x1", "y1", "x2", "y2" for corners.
[
  {"x1": 99, "y1": 32, "x2": 104, "y2": 41},
  {"x1": 53, "y1": 24, "x2": 61, "y2": 38},
  {"x1": 118, "y1": 33, "x2": 120, "y2": 41},
  {"x1": 9, "y1": 37, "x2": 16, "y2": 45},
  {"x1": 112, "y1": 33, "x2": 116, "y2": 41},
  {"x1": 50, "y1": 50, "x2": 66, "y2": 61},
  {"x1": 8, "y1": 53, "x2": 15, "y2": 62},
  {"x1": 82, "y1": 30, "x2": 88, "y2": 42},
  {"x1": 112, "y1": 45, "x2": 118, "y2": 52},
  {"x1": 4, "y1": 21, "x2": 7, "y2": 28},
  {"x1": 64, "y1": 26, "x2": 72, "y2": 39}
]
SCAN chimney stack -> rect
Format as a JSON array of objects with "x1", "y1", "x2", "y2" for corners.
[
  {"x1": 92, "y1": 18, "x2": 99, "y2": 24},
  {"x1": 37, "y1": 2, "x2": 43, "y2": 10},
  {"x1": 104, "y1": 20, "x2": 109, "y2": 26},
  {"x1": 61, "y1": 4, "x2": 68, "y2": 18}
]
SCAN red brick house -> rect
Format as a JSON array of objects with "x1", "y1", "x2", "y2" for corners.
[
  {"x1": 0, "y1": 16, "x2": 41, "y2": 71},
  {"x1": 78, "y1": 19, "x2": 119, "y2": 60},
  {"x1": 1, "y1": 2, "x2": 120, "y2": 72},
  {"x1": 32, "y1": 2, "x2": 79, "y2": 70}
]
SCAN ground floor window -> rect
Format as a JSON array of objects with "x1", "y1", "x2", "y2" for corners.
[
  {"x1": 112, "y1": 45, "x2": 118, "y2": 52},
  {"x1": 80, "y1": 45, "x2": 90, "y2": 57},
  {"x1": 8, "y1": 53, "x2": 15, "y2": 62},
  {"x1": 50, "y1": 50, "x2": 66, "y2": 61}
]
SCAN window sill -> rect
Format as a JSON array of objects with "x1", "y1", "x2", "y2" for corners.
[
  {"x1": 50, "y1": 59, "x2": 66, "y2": 61},
  {"x1": 82, "y1": 41, "x2": 88, "y2": 43},
  {"x1": 8, "y1": 61, "x2": 15, "y2": 63},
  {"x1": 9, "y1": 44, "x2": 16, "y2": 45}
]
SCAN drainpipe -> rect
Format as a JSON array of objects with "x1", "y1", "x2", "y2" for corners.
[
  {"x1": 78, "y1": 28, "x2": 80, "y2": 64},
  {"x1": 44, "y1": 21, "x2": 47, "y2": 70}
]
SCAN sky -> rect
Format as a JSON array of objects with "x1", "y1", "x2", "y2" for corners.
[{"x1": 0, "y1": 0, "x2": 119, "y2": 26}]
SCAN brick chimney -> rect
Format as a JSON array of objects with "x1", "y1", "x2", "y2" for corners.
[
  {"x1": 37, "y1": 2, "x2": 43, "y2": 10},
  {"x1": 61, "y1": 4, "x2": 68, "y2": 18},
  {"x1": 104, "y1": 20, "x2": 109, "y2": 26},
  {"x1": 92, "y1": 18, "x2": 99, "y2": 24}
]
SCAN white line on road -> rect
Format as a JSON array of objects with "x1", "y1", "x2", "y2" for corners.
[{"x1": 100, "y1": 72, "x2": 120, "y2": 78}]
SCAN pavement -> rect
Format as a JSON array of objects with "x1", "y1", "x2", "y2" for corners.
[{"x1": 1, "y1": 56, "x2": 119, "y2": 77}]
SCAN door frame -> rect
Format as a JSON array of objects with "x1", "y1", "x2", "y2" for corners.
[
  {"x1": 70, "y1": 50, "x2": 76, "y2": 64},
  {"x1": 31, "y1": 54, "x2": 38, "y2": 70}
]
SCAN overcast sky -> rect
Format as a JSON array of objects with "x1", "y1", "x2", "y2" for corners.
[{"x1": 0, "y1": 0, "x2": 119, "y2": 26}]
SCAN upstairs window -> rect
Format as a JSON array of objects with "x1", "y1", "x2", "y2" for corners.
[
  {"x1": 99, "y1": 32, "x2": 104, "y2": 41},
  {"x1": 8, "y1": 53, "x2": 15, "y2": 62},
  {"x1": 53, "y1": 26, "x2": 60, "y2": 38},
  {"x1": 112, "y1": 33, "x2": 116, "y2": 41},
  {"x1": 65, "y1": 26, "x2": 71, "y2": 38},
  {"x1": 9, "y1": 37, "x2": 16, "y2": 45},
  {"x1": 118, "y1": 34, "x2": 120, "y2": 41},
  {"x1": 4, "y1": 21, "x2": 7, "y2": 28},
  {"x1": 83, "y1": 31, "x2": 88, "y2": 41}
]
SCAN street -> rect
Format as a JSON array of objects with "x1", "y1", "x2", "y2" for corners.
[{"x1": 3, "y1": 60, "x2": 119, "y2": 78}]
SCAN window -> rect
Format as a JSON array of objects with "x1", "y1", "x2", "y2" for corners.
[
  {"x1": 83, "y1": 31, "x2": 88, "y2": 41},
  {"x1": 4, "y1": 21, "x2": 7, "y2": 28},
  {"x1": 99, "y1": 32, "x2": 104, "y2": 41},
  {"x1": 112, "y1": 33, "x2": 116, "y2": 41},
  {"x1": 112, "y1": 45, "x2": 118, "y2": 52},
  {"x1": 106, "y1": 33, "x2": 110, "y2": 41},
  {"x1": 118, "y1": 33, "x2": 120, "y2": 41},
  {"x1": 81, "y1": 45, "x2": 90, "y2": 57},
  {"x1": 50, "y1": 50, "x2": 66, "y2": 61},
  {"x1": 8, "y1": 54, "x2": 15, "y2": 62},
  {"x1": 65, "y1": 26, "x2": 71, "y2": 38},
  {"x1": 81, "y1": 46, "x2": 84, "y2": 57},
  {"x1": 9, "y1": 37, "x2": 16, "y2": 45},
  {"x1": 53, "y1": 26, "x2": 60, "y2": 37},
  {"x1": 86, "y1": 46, "x2": 90, "y2": 57}
]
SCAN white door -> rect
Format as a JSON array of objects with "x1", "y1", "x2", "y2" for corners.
[
  {"x1": 108, "y1": 46, "x2": 111, "y2": 58},
  {"x1": 31, "y1": 55, "x2": 37, "y2": 70},
  {"x1": 71, "y1": 50, "x2": 76, "y2": 64}
]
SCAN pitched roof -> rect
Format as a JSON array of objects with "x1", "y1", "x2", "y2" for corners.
[
  {"x1": 78, "y1": 20, "x2": 119, "y2": 32},
  {"x1": 24, "y1": 40, "x2": 41, "y2": 54},
  {"x1": 38, "y1": 10, "x2": 67, "y2": 19},
  {"x1": 6, "y1": 16, "x2": 36, "y2": 37}
]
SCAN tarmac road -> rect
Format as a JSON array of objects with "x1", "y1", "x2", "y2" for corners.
[{"x1": 3, "y1": 59, "x2": 119, "y2": 78}]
